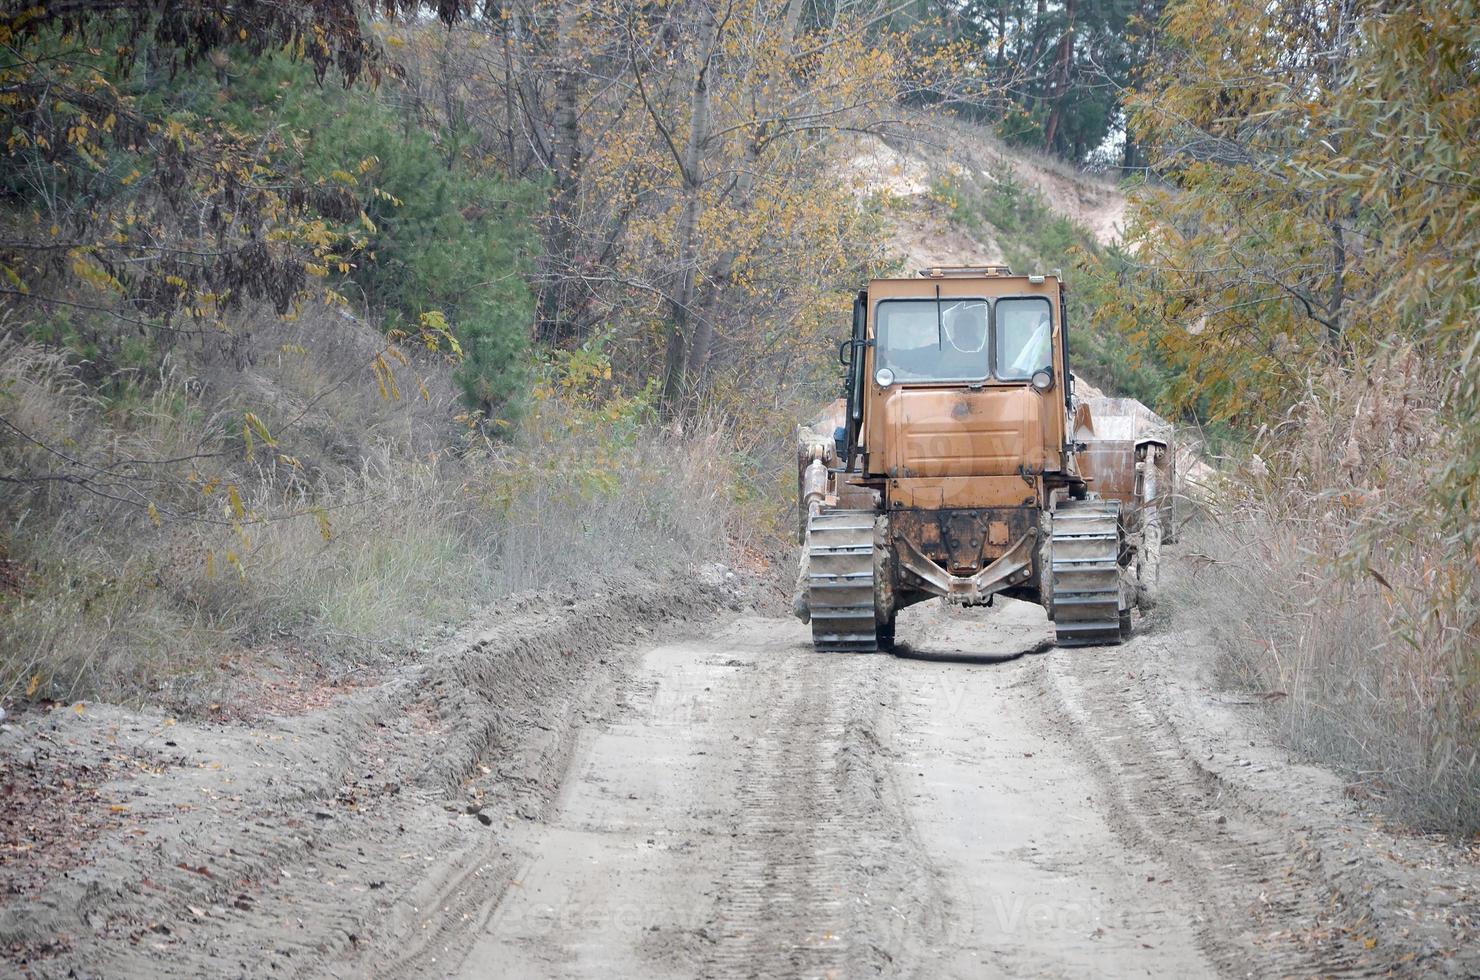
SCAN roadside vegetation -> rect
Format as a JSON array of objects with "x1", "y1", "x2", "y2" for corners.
[
  {"x1": 1107, "y1": 0, "x2": 1479, "y2": 832},
  {"x1": 0, "y1": 312, "x2": 740, "y2": 706},
  {"x1": 0, "y1": 1, "x2": 990, "y2": 706}
]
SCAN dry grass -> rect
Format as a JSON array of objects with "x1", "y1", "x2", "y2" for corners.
[
  {"x1": 487, "y1": 424, "x2": 735, "y2": 596},
  {"x1": 1177, "y1": 345, "x2": 1479, "y2": 834},
  {"x1": 916, "y1": 110, "x2": 1124, "y2": 188},
  {"x1": 0, "y1": 315, "x2": 739, "y2": 709}
]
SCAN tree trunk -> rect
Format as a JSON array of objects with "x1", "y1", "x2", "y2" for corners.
[
  {"x1": 688, "y1": 6, "x2": 796, "y2": 390},
  {"x1": 1327, "y1": 217, "x2": 1346, "y2": 350},
  {"x1": 537, "y1": 0, "x2": 584, "y2": 347},
  {"x1": 1041, "y1": 0, "x2": 1076, "y2": 153},
  {"x1": 1122, "y1": 127, "x2": 1140, "y2": 175},
  {"x1": 659, "y1": 2, "x2": 717, "y2": 414},
  {"x1": 995, "y1": 1, "x2": 1006, "y2": 68},
  {"x1": 500, "y1": 25, "x2": 522, "y2": 171}
]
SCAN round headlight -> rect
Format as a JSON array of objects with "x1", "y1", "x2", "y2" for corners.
[
  {"x1": 875, "y1": 367, "x2": 895, "y2": 388},
  {"x1": 1031, "y1": 368, "x2": 1053, "y2": 391}
]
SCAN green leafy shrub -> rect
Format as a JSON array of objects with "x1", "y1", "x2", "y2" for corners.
[{"x1": 208, "y1": 56, "x2": 541, "y2": 418}]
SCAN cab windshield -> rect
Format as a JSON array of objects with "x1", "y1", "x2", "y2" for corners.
[{"x1": 875, "y1": 299, "x2": 989, "y2": 382}]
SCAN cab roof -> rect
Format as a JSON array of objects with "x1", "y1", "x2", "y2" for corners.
[{"x1": 866, "y1": 268, "x2": 1063, "y2": 299}]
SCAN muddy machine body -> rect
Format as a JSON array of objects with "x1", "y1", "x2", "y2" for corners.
[{"x1": 795, "y1": 267, "x2": 1171, "y2": 651}]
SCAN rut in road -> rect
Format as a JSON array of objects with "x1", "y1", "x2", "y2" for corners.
[
  {"x1": 1042, "y1": 643, "x2": 1404, "y2": 977},
  {"x1": 703, "y1": 646, "x2": 946, "y2": 977},
  {"x1": 445, "y1": 619, "x2": 953, "y2": 978}
]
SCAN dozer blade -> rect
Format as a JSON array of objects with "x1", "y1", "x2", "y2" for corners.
[
  {"x1": 1050, "y1": 499, "x2": 1127, "y2": 647},
  {"x1": 806, "y1": 510, "x2": 883, "y2": 652}
]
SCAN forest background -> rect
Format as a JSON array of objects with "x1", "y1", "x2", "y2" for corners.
[{"x1": 0, "y1": 0, "x2": 1475, "y2": 833}]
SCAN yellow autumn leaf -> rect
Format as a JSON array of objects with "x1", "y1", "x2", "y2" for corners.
[
  {"x1": 243, "y1": 412, "x2": 275, "y2": 446},
  {"x1": 312, "y1": 506, "x2": 332, "y2": 541}
]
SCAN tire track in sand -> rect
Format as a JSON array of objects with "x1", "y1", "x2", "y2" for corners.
[{"x1": 702, "y1": 645, "x2": 946, "y2": 978}]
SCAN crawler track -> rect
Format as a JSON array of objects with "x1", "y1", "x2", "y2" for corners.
[
  {"x1": 804, "y1": 509, "x2": 882, "y2": 652},
  {"x1": 1049, "y1": 498, "x2": 1126, "y2": 646}
]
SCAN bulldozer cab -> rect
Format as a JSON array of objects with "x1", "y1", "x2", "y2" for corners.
[{"x1": 839, "y1": 267, "x2": 1073, "y2": 495}]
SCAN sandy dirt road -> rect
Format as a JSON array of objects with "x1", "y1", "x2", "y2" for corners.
[
  {"x1": 452, "y1": 602, "x2": 1206, "y2": 979},
  {"x1": 401, "y1": 600, "x2": 1473, "y2": 980},
  {"x1": 5, "y1": 581, "x2": 1475, "y2": 979}
]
